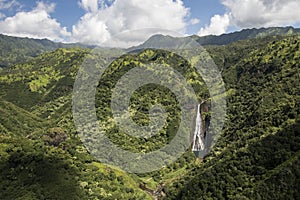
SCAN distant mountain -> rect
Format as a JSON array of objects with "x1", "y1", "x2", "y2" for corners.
[
  {"x1": 0, "y1": 31, "x2": 299, "y2": 199},
  {"x1": 131, "y1": 26, "x2": 300, "y2": 50},
  {"x1": 0, "y1": 34, "x2": 91, "y2": 68},
  {"x1": 1, "y1": 27, "x2": 299, "y2": 67},
  {"x1": 127, "y1": 34, "x2": 198, "y2": 51},
  {"x1": 194, "y1": 26, "x2": 300, "y2": 45}
]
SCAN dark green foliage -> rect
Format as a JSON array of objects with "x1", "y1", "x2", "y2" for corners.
[
  {"x1": 195, "y1": 26, "x2": 300, "y2": 45},
  {"x1": 0, "y1": 48, "x2": 88, "y2": 110},
  {"x1": 0, "y1": 47, "x2": 152, "y2": 199},
  {"x1": 0, "y1": 34, "x2": 92, "y2": 68},
  {"x1": 163, "y1": 36, "x2": 300, "y2": 199},
  {"x1": 0, "y1": 31, "x2": 300, "y2": 199},
  {"x1": 134, "y1": 26, "x2": 300, "y2": 50},
  {"x1": 95, "y1": 49, "x2": 206, "y2": 152},
  {"x1": 0, "y1": 137, "x2": 85, "y2": 200},
  {"x1": 0, "y1": 99, "x2": 46, "y2": 135}
]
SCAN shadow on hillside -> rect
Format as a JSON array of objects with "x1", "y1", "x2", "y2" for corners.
[
  {"x1": 0, "y1": 143, "x2": 84, "y2": 200},
  {"x1": 175, "y1": 119, "x2": 300, "y2": 199}
]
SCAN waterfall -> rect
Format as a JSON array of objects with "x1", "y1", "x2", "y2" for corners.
[{"x1": 192, "y1": 104, "x2": 205, "y2": 152}]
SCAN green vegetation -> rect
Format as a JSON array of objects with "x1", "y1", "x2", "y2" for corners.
[
  {"x1": 0, "y1": 34, "x2": 91, "y2": 68},
  {"x1": 163, "y1": 36, "x2": 300, "y2": 200},
  {"x1": 0, "y1": 47, "x2": 152, "y2": 199},
  {"x1": 133, "y1": 27, "x2": 300, "y2": 50},
  {"x1": 0, "y1": 30, "x2": 299, "y2": 199},
  {"x1": 195, "y1": 26, "x2": 300, "y2": 45},
  {"x1": 95, "y1": 49, "x2": 207, "y2": 153}
]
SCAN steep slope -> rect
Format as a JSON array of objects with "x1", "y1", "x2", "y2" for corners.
[
  {"x1": 0, "y1": 47, "x2": 88, "y2": 110},
  {"x1": 0, "y1": 48, "x2": 153, "y2": 200},
  {"x1": 0, "y1": 33, "x2": 299, "y2": 199},
  {"x1": 0, "y1": 42, "x2": 212, "y2": 199},
  {"x1": 164, "y1": 36, "x2": 300, "y2": 199},
  {"x1": 0, "y1": 99, "x2": 45, "y2": 135},
  {"x1": 0, "y1": 34, "x2": 92, "y2": 68}
]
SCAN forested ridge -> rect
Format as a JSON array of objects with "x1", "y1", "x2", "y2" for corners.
[
  {"x1": 164, "y1": 36, "x2": 300, "y2": 199},
  {"x1": 0, "y1": 30, "x2": 299, "y2": 199},
  {"x1": 0, "y1": 34, "x2": 92, "y2": 68}
]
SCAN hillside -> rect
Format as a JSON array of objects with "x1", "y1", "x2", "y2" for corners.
[
  {"x1": 0, "y1": 47, "x2": 154, "y2": 199},
  {"x1": 0, "y1": 34, "x2": 92, "y2": 68},
  {"x1": 0, "y1": 31, "x2": 299, "y2": 199},
  {"x1": 1, "y1": 26, "x2": 299, "y2": 68},
  {"x1": 194, "y1": 26, "x2": 300, "y2": 45},
  {"x1": 132, "y1": 27, "x2": 300, "y2": 50},
  {"x1": 164, "y1": 36, "x2": 300, "y2": 199}
]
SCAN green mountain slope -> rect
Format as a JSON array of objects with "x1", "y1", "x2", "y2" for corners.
[
  {"x1": 163, "y1": 36, "x2": 300, "y2": 200},
  {"x1": 0, "y1": 34, "x2": 93, "y2": 68},
  {"x1": 133, "y1": 27, "x2": 300, "y2": 50},
  {"x1": 0, "y1": 48, "x2": 88, "y2": 110},
  {"x1": 195, "y1": 26, "x2": 300, "y2": 45},
  {"x1": 1, "y1": 26, "x2": 299, "y2": 68},
  {"x1": 0, "y1": 40, "x2": 210, "y2": 199},
  {"x1": 0, "y1": 48, "x2": 153, "y2": 199},
  {"x1": 0, "y1": 99, "x2": 45, "y2": 135},
  {"x1": 0, "y1": 32, "x2": 299, "y2": 199}
]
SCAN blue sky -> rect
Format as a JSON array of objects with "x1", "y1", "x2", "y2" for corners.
[
  {"x1": 184, "y1": 0, "x2": 227, "y2": 33},
  {"x1": 1, "y1": 0, "x2": 228, "y2": 34},
  {"x1": 0, "y1": 0, "x2": 300, "y2": 47}
]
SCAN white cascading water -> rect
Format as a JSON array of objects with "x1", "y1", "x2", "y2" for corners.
[{"x1": 192, "y1": 104, "x2": 205, "y2": 151}]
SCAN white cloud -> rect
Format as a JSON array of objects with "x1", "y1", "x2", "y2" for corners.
[
  {"x1": 79, "y1": 0, "x2": 99, "y2": 13},
  {"x1": 190, "y1": 18, "x2": 200, "y2": 25},
  {"x1": 72, "y1": 0, "x2": 190, "y2": 47},
  {"x1": 0, "y1": 2, "x2": 71, "y2": 41},
  {"x1": 198, "y1": 14, "x2": 230, "y2": 36},
  {"x1": 222, "y1": 0, "x2": 300, "y2": 28},
  {"x1": 72, "y1": 12, "x2": 110, "y2": 45},
  {"x1": 198, "y1": 0, "x2": 300, "y2": 36}
]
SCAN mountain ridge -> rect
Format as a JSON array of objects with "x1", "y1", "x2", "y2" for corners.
[
  {"x1": 130, "y1": 26, "x2": 300, "y2": 50},
  {"x1": 0, "y1": 34, "x2": 93, "y2": 68},
  {"x1": 0, "y1": 32, "x2": 299, "y2": 199},
  {"x1": 1, "y1": 26, "x2": 300, "y2": 68}
]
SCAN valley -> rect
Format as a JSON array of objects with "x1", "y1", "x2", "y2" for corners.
[{"x1": 0, "y1": 27, "x2": 299, "y2": 199}]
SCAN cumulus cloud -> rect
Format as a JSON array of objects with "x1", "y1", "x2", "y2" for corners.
[
  {"x1": 72, "y1": 12, "x2": 110, "y2": 45},
  {"x1": 198, "y1": 14, "x2": 230, "y2": 36},
  {"x1": 190, "y1": 18, "x2": 200, "y2": 25},
  {"x1": 79, "y1": 0, "x2": 99, "y2": 13},
  {"x1": 72, "y1": 0, "x2": 190, "y2": 47},
  {"x1": 222, "y1": 0, "x2": 300, "y2": 28},
  {"x1": 0, "y1": 0, "x2": 190, "y2": 47},
  {"x1": 0, "y1": 2, "x2": 71, "y2": 41},
  {"x1": 198, "y1": 0, "x2": 300, "y2": 36}
]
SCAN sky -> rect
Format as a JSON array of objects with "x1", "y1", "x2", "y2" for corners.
[{"x1": 0, "y1": 0, "x2": 300, "y2": 47}]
